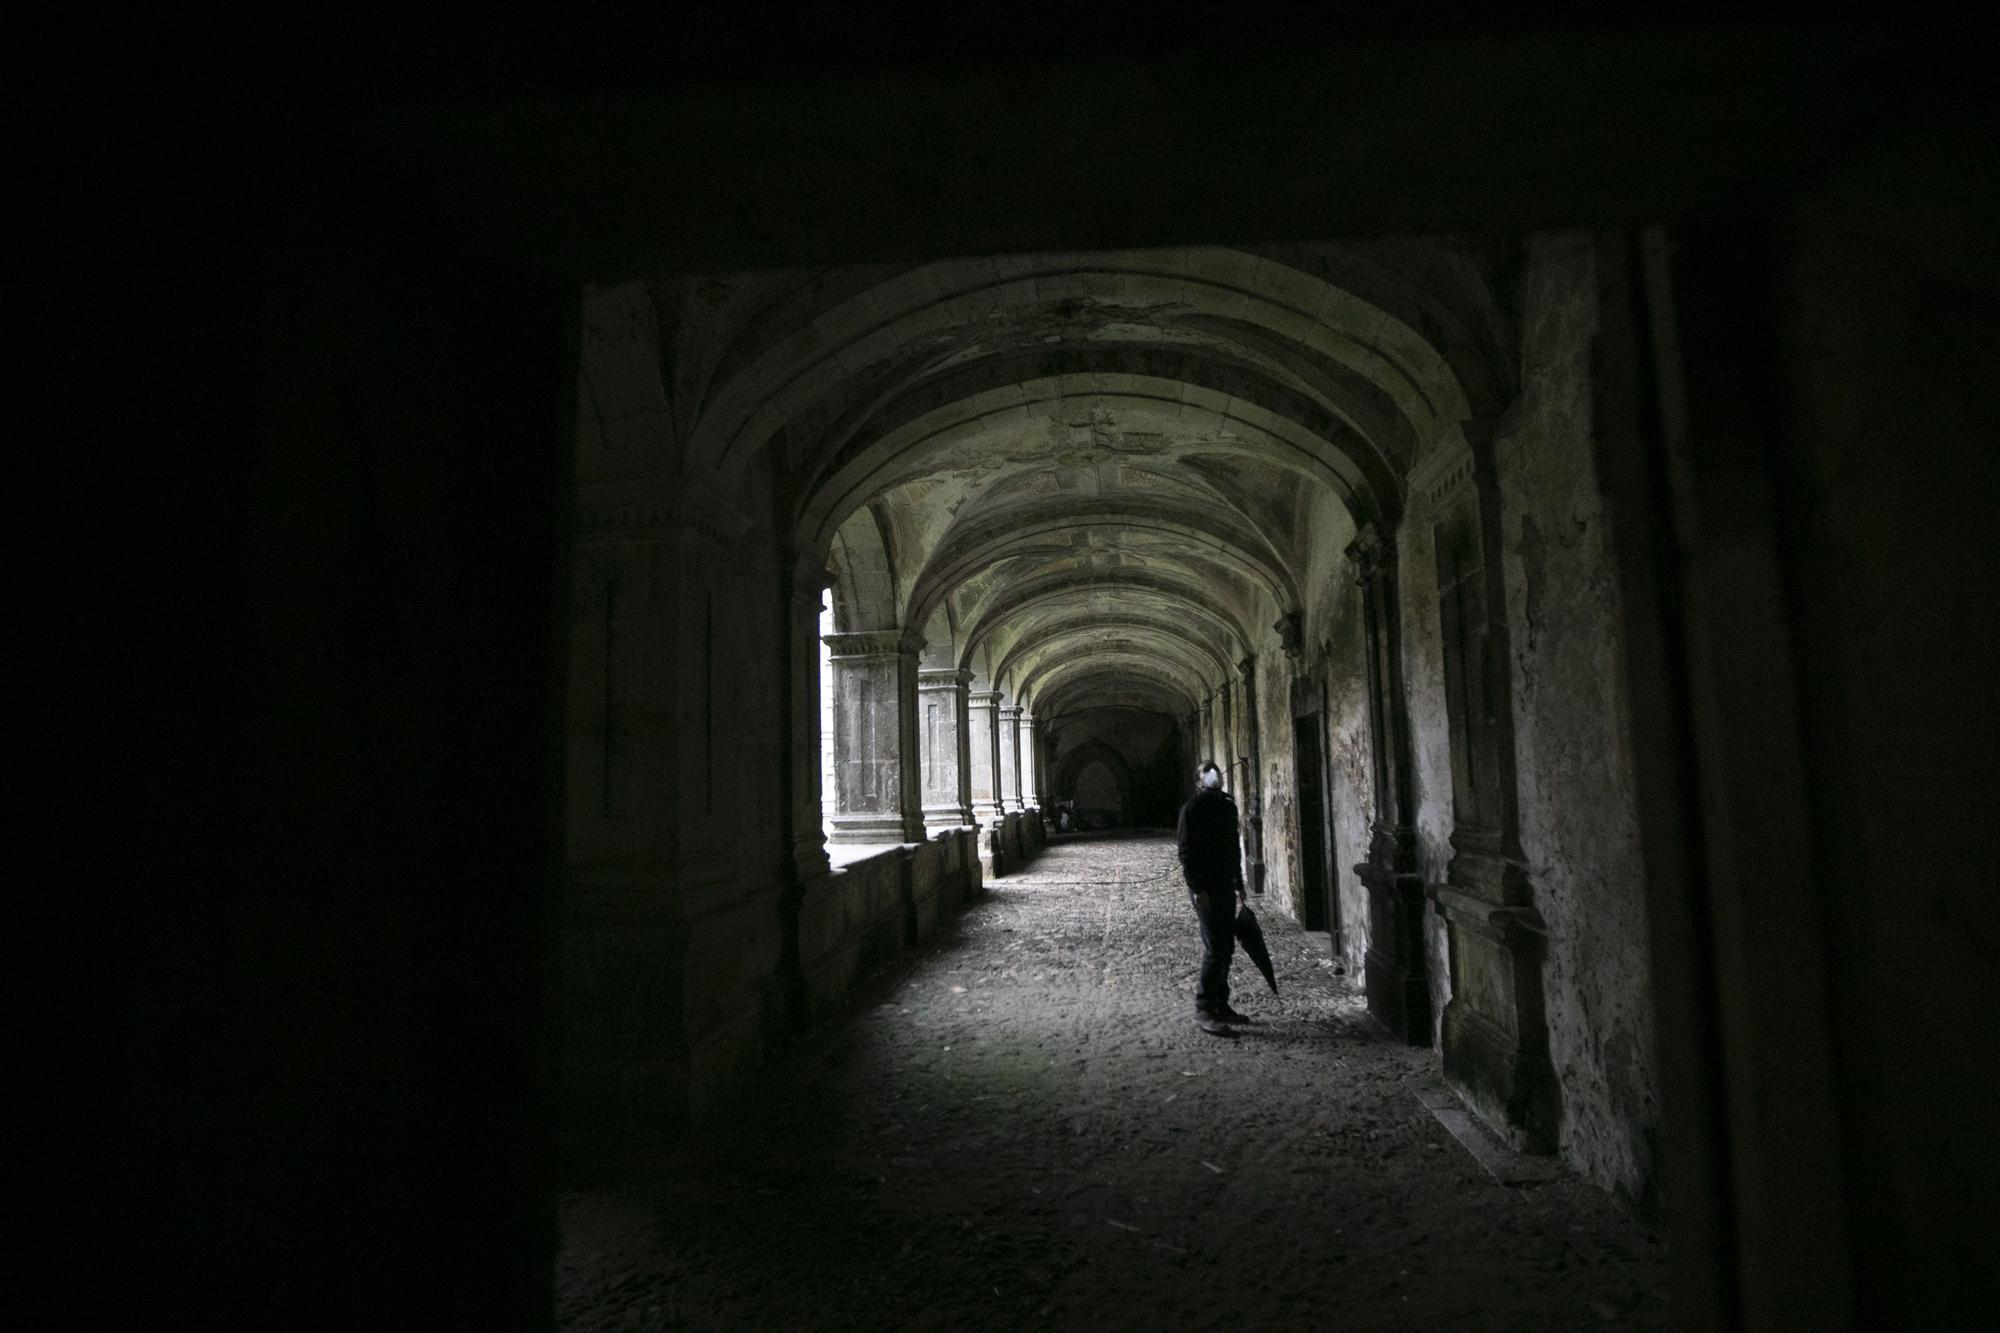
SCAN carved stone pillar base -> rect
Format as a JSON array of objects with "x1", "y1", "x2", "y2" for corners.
[
  {"x1": 1431, "y1": 882, "x2": 1558, "y2": 1153},
  {"x1": 1358, "y1": 860, "x2": 1431, "y2": 1044}
]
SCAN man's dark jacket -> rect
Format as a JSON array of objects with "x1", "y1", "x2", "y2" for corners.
[{"x1": 1176, "y1": 787, "x2": 1244, "y2": 890}]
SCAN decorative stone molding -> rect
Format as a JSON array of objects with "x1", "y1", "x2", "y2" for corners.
[
  {"x1": 823, "y1": 629, "x2": 912, "y2": 658},
  {"x1": 1344, "y1": 524, "x2": 1391, "y2": 583},
  {"x1": 1419, "y1": 447, "x2": 1476, "y2": 511},
  {"x1": 1274, "y1": 611, "x2": 1305, "y2": 661}
]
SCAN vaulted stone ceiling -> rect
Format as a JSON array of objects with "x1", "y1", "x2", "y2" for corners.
[{"x1": 644, "y1": 242, "x2": 1511, "y2": 720}]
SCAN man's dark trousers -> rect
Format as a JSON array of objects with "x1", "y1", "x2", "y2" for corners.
[{"x1": 1189, "y1": 882, "x2": 1236, "y2": 1014}]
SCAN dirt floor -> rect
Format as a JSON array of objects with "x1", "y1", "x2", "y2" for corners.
[{"x1": 558, "y1": 832, "x2": 1670, "y2": 1330}]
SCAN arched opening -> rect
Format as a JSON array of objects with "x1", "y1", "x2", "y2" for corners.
[
  {"x1": 115, "y1": 32, "x2": 1987, "y2": 1330},
  {"x1": 1071, "y1": 758, "x2": 1123, "y2": 827}
]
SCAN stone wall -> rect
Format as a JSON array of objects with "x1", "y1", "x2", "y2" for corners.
[
  {"x1": 1492, "y1": 234, "x2": 1657, "y2": 1208},
  {"x1": 985, "y1": 809, "x2": 1047, "y2": 878},
  {"x1": 797, "y1": 830, "x2": 984, "y2": 1029},
  {"x1": 1768, "y1": 159, "x2": 1997, "y2": 1316}
]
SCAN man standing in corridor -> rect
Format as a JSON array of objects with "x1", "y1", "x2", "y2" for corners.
[{"x1": 1177, "y1": 760, "x2": 1251, "y2": 1035}]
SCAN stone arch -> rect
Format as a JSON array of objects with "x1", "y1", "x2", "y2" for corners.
[
  {"x1": 827, "y1": 502, "x2": 899, "y2": 631},
  {"x1": 993, "y1": 614, "x2": 1236, "y2": 700},
  {"x1": 906, "y1": 501, "x2": 1301, "y2": 638},
  {"x1": 1053, "y1": 739, "x2": 1137, "y2": 828},
  {"x1": 917, "y1": 603, "x2": 955, "y2": 669},
  {"x1": 957, "y1": 571, "x2": 1255, "y2": 677},
  {"x1": 694, "y1": 250, "x2": 1488, "y2": 495},
  {"x1": 798, "y1": 377, "x2": 1384, "y2": 556}
]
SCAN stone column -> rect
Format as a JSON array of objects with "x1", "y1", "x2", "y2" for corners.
[
  {"x1": 998, "y1": 703, "x2": 1024, "y2": 813},
  {"x1": 1239, "y1": 654, "x2": 1265, "y2": 894},
  {"x1": 566, "y1": 471, "x2": 779, "y2": 1134},
  {"x1": 968, "y1": 689, "x2": 1005, "y2": 826},
  {"x1": 918, "y1": 667, "x2": 975, "y2": 836},
  {"x1": 825, "y1": 629, "x2": 926, "y2": 844},
  {"x1": 1019, "y1": 712, "x2": 1042, "y2": 809},
  {"x1": 786, "y1": 558, "x2": 833, "y2": 881},
  {"x1": 1198, "y1": 694, "x2": 1216, "y2": 770},
  {"x1": 1346, "y1": 523, "x2": 1432, "y2": 1045}
]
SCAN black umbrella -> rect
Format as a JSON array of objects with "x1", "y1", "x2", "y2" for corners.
[{"x1": 1235, "y1": 902, "x2": 1278, "y2": 994}]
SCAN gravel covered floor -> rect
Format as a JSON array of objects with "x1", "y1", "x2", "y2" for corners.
[{"x1": 558, "y1": 832, "x2": 1669, "y2": 1330}]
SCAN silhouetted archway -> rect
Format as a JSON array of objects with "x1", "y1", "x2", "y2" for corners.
[{"x1": 1054, "y1": 740, "x2": 1136, "y2": 828}]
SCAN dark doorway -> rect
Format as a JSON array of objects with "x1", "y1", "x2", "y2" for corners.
[{"x1": 1293, "y1": 715, "x2": 1334, "y2": 933}]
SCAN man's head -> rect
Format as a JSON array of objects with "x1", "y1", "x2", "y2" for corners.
[{"x1": 1197, "y1": 761, "x2": 1222, "y2": 790}]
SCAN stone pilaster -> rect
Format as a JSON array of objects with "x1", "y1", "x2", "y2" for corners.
[
  {"x1": 1239, "y1": 655, "x2": 1265, "y2": 893},
  {"x1": 825, "y1": 629, "x2": 926, "y2": 845},
  {"x1": 1418, "y1": 419, "x2": 1557, "y2": 1152},
  {"x1": 564, "y1": 475, "x2": 781, "y2": 1131},
  {"x1": 998, "y1": 703, "x2": 1024, "y2": 813},
  {"x1": 918, "y1": 667, "x2": 975, "y2": 836},
  {"x1": 968, "y1": 689, "x2": 1005, "y2": 825},
  {"x1": 1346, "y1": 522, "x2": 1432, "y2": 1045}
]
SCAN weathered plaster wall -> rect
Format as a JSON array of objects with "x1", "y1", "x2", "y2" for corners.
[{"x1": 1494, "y1": 234, "x2": 1656, "y2": 1207}]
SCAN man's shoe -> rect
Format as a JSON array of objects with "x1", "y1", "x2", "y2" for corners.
[
  {"x1": 1194, "y1": 1013, "x2": 1236, "y2": 1037},
  {"x1": 1217, "y1": 1005, "x2": 1255, "y2": 1024}
]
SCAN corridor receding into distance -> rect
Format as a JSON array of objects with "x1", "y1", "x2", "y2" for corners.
[
  {"x1": 48, "y1": 17, "x2": 1988, "y2": 1329},
  {"x1": 564, "y1": 238, "x2": 1665, "y2": 1326}
]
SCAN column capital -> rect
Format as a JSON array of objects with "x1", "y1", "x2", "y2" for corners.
[
  {"x1": 1000, "y1": 703, "x2": 1024, "y2": 720},
  {"x1": 968, "y1": 689, "x2": 1004, "y2": 708},
  {"x1": 824, "y1": 628, "x2": 921, "y2": 658},
  {"x1": 918, "y1": 666, "x2": 973, "y2": 689},
  {"x1": 1345, "y1": 523, "x2": 1393, "y2": 582},
  {"x1": 1238, "y1": 654, "x2": 1258, "y2": 682},
  {"x1": 1274, "y1": 612, "x2": 1304, "y2": 662}
]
